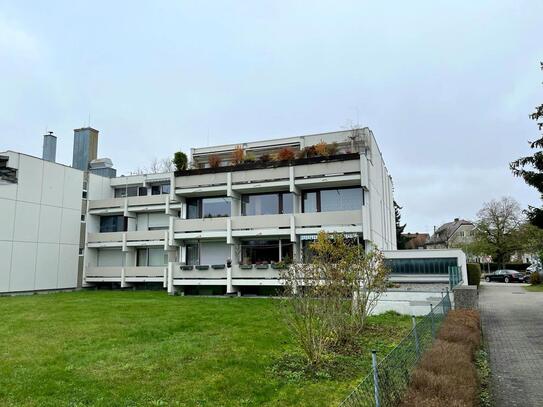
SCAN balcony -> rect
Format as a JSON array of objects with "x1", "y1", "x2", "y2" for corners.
[
  {"x1": 88, "y1": 195, "x2": 177, "y2": 213},
  {"x1": 88, "y1": 230, "x2": 168, "y2": 247},
  {"x1": 231, "y1": 214, "x2": 291, "y2": 237},
  {"x1": 295, "y1": 210, "x2": 362, "y2": 234},
  {"x1": 173, "y1": 217, "x2": 228, "y2": 239},
  {"x1": 174, "y1": 154, "x2": 362, "y2": 195},
  {"x1": 231, "y1": 264, "x2": 280, "y2": 280},
  {"x1": 85, "y1": 266, "x2": 166, "y2": 282}
]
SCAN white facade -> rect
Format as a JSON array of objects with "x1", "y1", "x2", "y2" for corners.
[
  {"x1": 82, "y1": 129, "x2": 398, "y2": 293},
  {"x1": 0, "y1": 152, "x2": 84, "y2": 293}
]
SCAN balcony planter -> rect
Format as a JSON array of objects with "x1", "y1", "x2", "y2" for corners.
[
  {"x1": 271, "y1": 263, "x2": 287, "y2": 270},
  {"x1": 240, "y1": 264, "x2": 253, "y2": 270},
  {"x1": 195, "y1": 265, "x2": 210, "y2": 270},
  {"x1": 180, "y1": 265, "x2": 193, "y2": 271},
  {"x1": 212, "y1": 264, "x2": 226, "y2": 270},
  {"x1": 175, "y1": 153, "x2": 360, "y2": 177},
  {"x1": 256, "y1": 264, "x2": 270, "y2": 270}
]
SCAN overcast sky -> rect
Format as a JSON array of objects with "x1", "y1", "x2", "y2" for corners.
[{"x1": 0, "y1": 1, "x2": 541, "y2": 233}]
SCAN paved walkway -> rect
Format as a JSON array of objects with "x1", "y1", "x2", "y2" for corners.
[{"x1": 479, "y1": 282, "x2": 543, "y2": 407}]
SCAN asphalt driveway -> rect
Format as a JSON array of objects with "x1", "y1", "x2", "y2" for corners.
[{"x1": 479, "y1": 282, "x2": 543, "y2": 406}]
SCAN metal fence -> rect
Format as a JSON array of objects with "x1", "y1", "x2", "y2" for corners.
[
  {"x1": 448, "y1": 266, "x2": 462, "y2": 289},
  {"x1": 339, "y1": 291, "x2": 452, "y2": 407}
]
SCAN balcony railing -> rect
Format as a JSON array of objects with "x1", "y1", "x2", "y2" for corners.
[{"x1": 88, "y1": 230, "x2": 167, "y2": 244}]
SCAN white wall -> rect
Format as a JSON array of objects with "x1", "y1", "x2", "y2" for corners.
[{"x1": 0, "y1": 152, "x2": 83, "y2": 293}]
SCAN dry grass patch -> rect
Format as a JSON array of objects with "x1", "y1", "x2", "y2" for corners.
[{"x1": 400, "y1": 310, "x2": 481, "y2": 407}]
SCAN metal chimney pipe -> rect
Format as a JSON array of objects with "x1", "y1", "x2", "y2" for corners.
[{"x1": 42, "y1": 131, "x2": 57, "y2": 162}]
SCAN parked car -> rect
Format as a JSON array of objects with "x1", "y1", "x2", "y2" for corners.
[{"x1": 484, "y1": 269, "x2": 526, "y2": 283}]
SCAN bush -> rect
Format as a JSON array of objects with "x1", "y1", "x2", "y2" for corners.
[
  {"x1": 326, "y1": 142, "x2": 339, "y2": 156},
  {"x1": 207, "y1": 154, "x2": 221, "y2": 168},
  {"x1": 400, "y1": 310, "x2": 481, "y2": 407},
  {"x1": 530, "y1": 272, "x2": 541, "y2": 285},
  {"x1": 231, "y1": 146, "x2": 244, "y2": 165},
  {"x1": 259, "y1": 153, "x2": 271, "y2": 163},
  {"x1": 277, "y1": 147, "x2": 296, "y2": 161},
  {"x1": 467, "y1": 263, "x2": 481, "y2": 286},
  {"x1": 314, "y1": 141, "x2": 329, "y2": 156},
  {"x1": 244, "y1": 152, "x2": 256, "y2": 163},
  {"x1": 172, "y1": 151, "x2": 187, "y2": 171}
]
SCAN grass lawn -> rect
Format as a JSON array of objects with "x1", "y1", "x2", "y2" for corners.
[
  {"x1": 0, "y1": 291, "x2": 412, "y2": 406},
  {"x1": 524, "y1": 284, "x2": 543, "y2": 292}
]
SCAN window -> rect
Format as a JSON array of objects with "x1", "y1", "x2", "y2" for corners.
[
  {"x1": 99, "y1": 215, "x2": 127, "y2": 233},
  {"x1": 137, "y1": 248, "x2": 167, "y2": 266},
  {"x1": 240, "y1": 239, "x2": 293, "y2": 265},
  {"x1": 302, "y1": 187, "x2": 363, "y2": 213},
  {"x1": 115, "y1": 186, "x2": 138, "y2": 198},
  {"x1": 79, "y1": 248, "x2": 84, "y2": 255},
  {"x1": 82, "y1": 190, "x2": 88, "y2": 199},
  {"x1": 186, "y1": 197, "x2": 231, "y2": 219},
  {"x1": 138, "y1": 187, "x2": 148, "y2": 196},
  {"x1": 241, "y1": 192, "x2": 293, "y2": 216},
  {"x1": 186, "y1": 243, "x2": 199, "y2": 265},
  {"x1": 303, "y1": 191, "x2": 318, "y2": 213},
  {"x1": 151, "y1": 184, "x2": 171, "y2": 195},
  {"x1": 81, "y1": 214, "x2": 85, "y2": 222}
]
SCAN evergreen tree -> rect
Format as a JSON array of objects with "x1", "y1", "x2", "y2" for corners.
[
  {"x1": 394, "y1": 201, "x2": 409, "y2": 249},
  {"x1": 510, "y1": 62, "x2": 543, "y2": 228}
]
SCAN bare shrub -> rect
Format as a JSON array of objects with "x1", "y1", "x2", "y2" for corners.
[
  {"x1": 280, "y1": 232, "x2": 389, "y2": 365},
  {"x1": 207, "y1": 154, "x2": 221, "y2": 168}
]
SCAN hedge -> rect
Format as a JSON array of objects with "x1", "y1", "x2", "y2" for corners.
[{"x1": 467, "y1": 263, "x2": 481, "y2": 286}]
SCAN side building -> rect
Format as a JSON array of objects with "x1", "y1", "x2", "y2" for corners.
[
  {"x1": 83, "y1": 128, "x2": 397, "y2": 294},
  {"x1": 0, "y1": 151, "x2": 84, "y2": 293}
]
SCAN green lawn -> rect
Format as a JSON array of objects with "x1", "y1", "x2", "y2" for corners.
[
  {"x1": 524, "y1": 284, "x2": 543, "y2": 292},
  {"x1": 0, "y1": 291, "x2": 411, "y2": 406}
]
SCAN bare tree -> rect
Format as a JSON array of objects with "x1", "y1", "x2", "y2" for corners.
[
  {"x1": 130, "y1": 157, "x2": 175, "y2": 175},
  {"x1": 468, "y1": 197, "x2": 524, "y2": 266}
]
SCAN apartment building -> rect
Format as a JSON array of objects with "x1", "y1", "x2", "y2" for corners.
[{"x1": 84, "y1": 128, "x2": 397, "y2": 295}]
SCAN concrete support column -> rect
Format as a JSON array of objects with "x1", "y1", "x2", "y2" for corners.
[
  {"x1": 167, "y1": 262, "x2": 174, "y2": 295},
  {"x1": 293, "y1": 236, "x2": 301, "y2": 263}
]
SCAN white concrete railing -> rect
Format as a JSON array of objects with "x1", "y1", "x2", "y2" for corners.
[
  {"x1": 88, "y1": 230, "x2": 167, "y2": 244},
  {"x1": 231, "y1": 265, "x2": 280, "y2": 279},
  {"x1": 295, "y1": 210, "x2": 362, "y2": 227},
  {"x1": 88, "y1": 195, "x2": 176, "y2": 211},
  {"x1": 124, "y1": 266, "x2": 166, "y2": 277},
  {"x1": 175, "y1": 172, "x2": 228, "y2": 189},
  {"x1": 85, "y1": 266, "x2": 123, "y2": 278},
  {"x1": 231, "y1": 213, "x2": 290, "y2": 230},
  {"x1": 293, "y1": 159, "x2": 360, "y2": 179},
  {"x1": 87, "y1": 232, "x2": 124, "y2": 243},
  {"x1": 173, "y1": 217, "x2": 228, "y2": 233}
]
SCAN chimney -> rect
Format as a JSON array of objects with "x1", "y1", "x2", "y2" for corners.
[
  {"x1": 42, "y1": 131, "x2": 57, "y2": 162},
  {"x1": 72, "y1": 127, "x2": 99, "y2": 171}
]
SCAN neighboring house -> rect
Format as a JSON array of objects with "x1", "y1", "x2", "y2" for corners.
[
  {"x1": 426, "y1": 218, "x2": 475, "y2": 249},
  {"x1": 402, "y1": 233, "x2": 430, "y2": 249}
]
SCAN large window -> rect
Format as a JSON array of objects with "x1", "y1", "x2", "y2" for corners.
[
  {"x1": 302, "y1": 187, "x2": 363, "y2": 213},
  {"x1": 241, "y1": 192, "x2": 293, "y2": 216},
  {"x1": 115, "y1": 186, "x2": 138, "y2": 198},
  {"x1": 240, "y1": 239, "x2": 293, "y2": 265},
  {"x1": 137, "y1": 248, "x2": 168, "y2": 266},
  {"x1": 186, "y1": 197, "x2": 231, "y2": 219},
  {"x1": 99, "y1": 215, "x2": 127, "y2": 233}
]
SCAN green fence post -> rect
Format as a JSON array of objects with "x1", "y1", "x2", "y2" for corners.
[
  {"x1": 372, "y1": 350, "x2": 380, "y2": 407},
  {"x1": 430, "y1": 304, "x2": 435, "y2": 338},
  {"x1": 412, "y1": 316, "x2": 420, "y2": 358}
]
